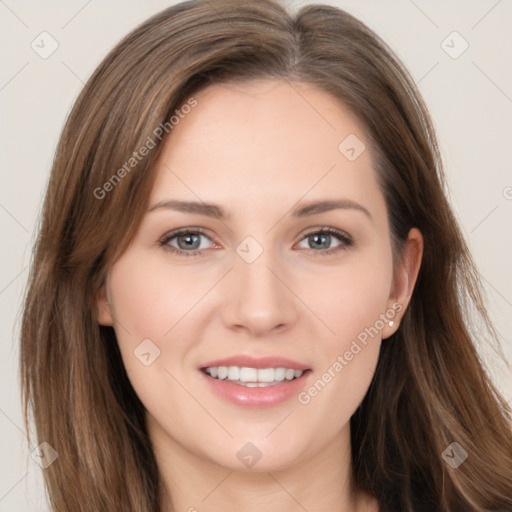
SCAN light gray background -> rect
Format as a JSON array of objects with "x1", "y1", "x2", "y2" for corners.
[{"x1": 1, "y1": 1, "x2": 511, "y2": 510}]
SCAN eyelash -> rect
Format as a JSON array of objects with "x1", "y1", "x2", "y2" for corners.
[{"x1": 158, "y1": 227, "x2": 354, "y2": 258}]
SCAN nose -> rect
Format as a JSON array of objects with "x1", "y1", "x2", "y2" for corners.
[{"x1": 221, "y1": 250, "x2": 299, "y2": 338}]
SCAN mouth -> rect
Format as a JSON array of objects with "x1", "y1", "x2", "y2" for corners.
[
  {"x1": 201, "y1": 366, "x2": 311, "y2": 387},
  {"x1": 198, "y1": 355, "x2": 312, "y2": 407}
]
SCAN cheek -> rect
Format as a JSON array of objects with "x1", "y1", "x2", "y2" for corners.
[
  {"x1": 105, "y1": 255, "x2": 177, "y2": 385},
  {"x1": 299, "y1": 252, "x2": 391, "y2": 415},
  {"x1": 108, "y1": 254, "x2": 187, "y2": 339},
  {"x1": 107, "y1": 251, "x2": 213, "y2": 397},
  {"x1": 107, "y1": 255, "x2": 188, "y2": 408},
  {"x1": 309, "y1": 252, "x2": 393, "y2": 352}
]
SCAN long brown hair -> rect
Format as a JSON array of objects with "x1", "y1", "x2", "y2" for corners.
[{"x1": 19, "y1": 0, "x2": 512, "y2": 510}]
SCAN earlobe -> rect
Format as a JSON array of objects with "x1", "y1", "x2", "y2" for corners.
[
  {"x1": 383, "y1": 228, "x2": 424, "y2": 338},
  {"x1": 96, "y1": 284, "x2": 114, "y2": 326},
  {"x1": 382, "y1": 317, "x2": 400, "y2": 339}
]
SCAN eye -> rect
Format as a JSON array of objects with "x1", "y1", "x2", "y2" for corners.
[
  {"x1": 158, "y1": 226, "x2": 353, "y2": 258},
  {"x1": 158, "y1": 228, "x2": 215, "y2": 257},
  {"x1": 296, "y1": 227, "x2": 353, "y2": 256}
]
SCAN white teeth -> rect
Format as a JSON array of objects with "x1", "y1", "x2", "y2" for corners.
[
  {"x1": 204, "y1": 365, "x2": 305, "y2": 384},
  {"x1": 239, "y1": 367, "x2": 258, "y2": 382},
  {"x1": 227, "y1": 366, "x2": 239, "y2": 380},
  {"x1": 257, "y1": 368, "x2": 276, "y2": 382},
  {"x1": 274, "y1": 367, "x2": 286, "y2": 381}
]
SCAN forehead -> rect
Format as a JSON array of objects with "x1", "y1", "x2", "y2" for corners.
[{"x1": 149, "y1": 79, "x2": 382, "y2": 217}]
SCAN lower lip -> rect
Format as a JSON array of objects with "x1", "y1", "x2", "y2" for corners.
[{"x1": 200, "y1": 370, "x2": 312, "y2": 408}]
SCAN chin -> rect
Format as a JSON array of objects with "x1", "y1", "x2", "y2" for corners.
[{"x1": 199, "y1": 439, "x2": 310, "y2": 473}]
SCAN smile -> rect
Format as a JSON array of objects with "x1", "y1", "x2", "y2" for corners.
[{"x1": 202, "y1": 366, "x2": 305, "y2": 387}]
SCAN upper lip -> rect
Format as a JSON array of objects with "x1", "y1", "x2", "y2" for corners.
[{"x1": 200, "y1": 355, "x2": 310, "y2": 371}]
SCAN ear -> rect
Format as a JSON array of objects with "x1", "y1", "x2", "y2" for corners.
[
  {"x1": 382, "y1": 227, "x2": 423, "y2": 339},
  {"x1": 96, "y1": 283, "x2": 114, "y2": 326}
]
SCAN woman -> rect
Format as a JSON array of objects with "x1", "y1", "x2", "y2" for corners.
[{"x1": 19, "y1": 0, "x2": 512, "y2": 510}]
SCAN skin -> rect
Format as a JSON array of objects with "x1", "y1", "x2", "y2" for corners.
[{"x1": 97, "y1": 79, "x2": 423, "y2": 512}]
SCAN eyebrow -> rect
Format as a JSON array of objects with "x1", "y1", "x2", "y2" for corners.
[{"x1": 147, "y1": 198, "x2": 372, "y2": 221}]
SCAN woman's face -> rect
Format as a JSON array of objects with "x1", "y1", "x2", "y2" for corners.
[{"x1": 98, "y1": 79, "x2": 421, "y2": 472}]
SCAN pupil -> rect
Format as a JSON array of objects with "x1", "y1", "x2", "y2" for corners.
[
  {"x1": 180, "y1": 234, "x2": 199, "y2": 249},
  {"x1": 311, "y1": 234, "x2": 329, "y2": 249}
]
